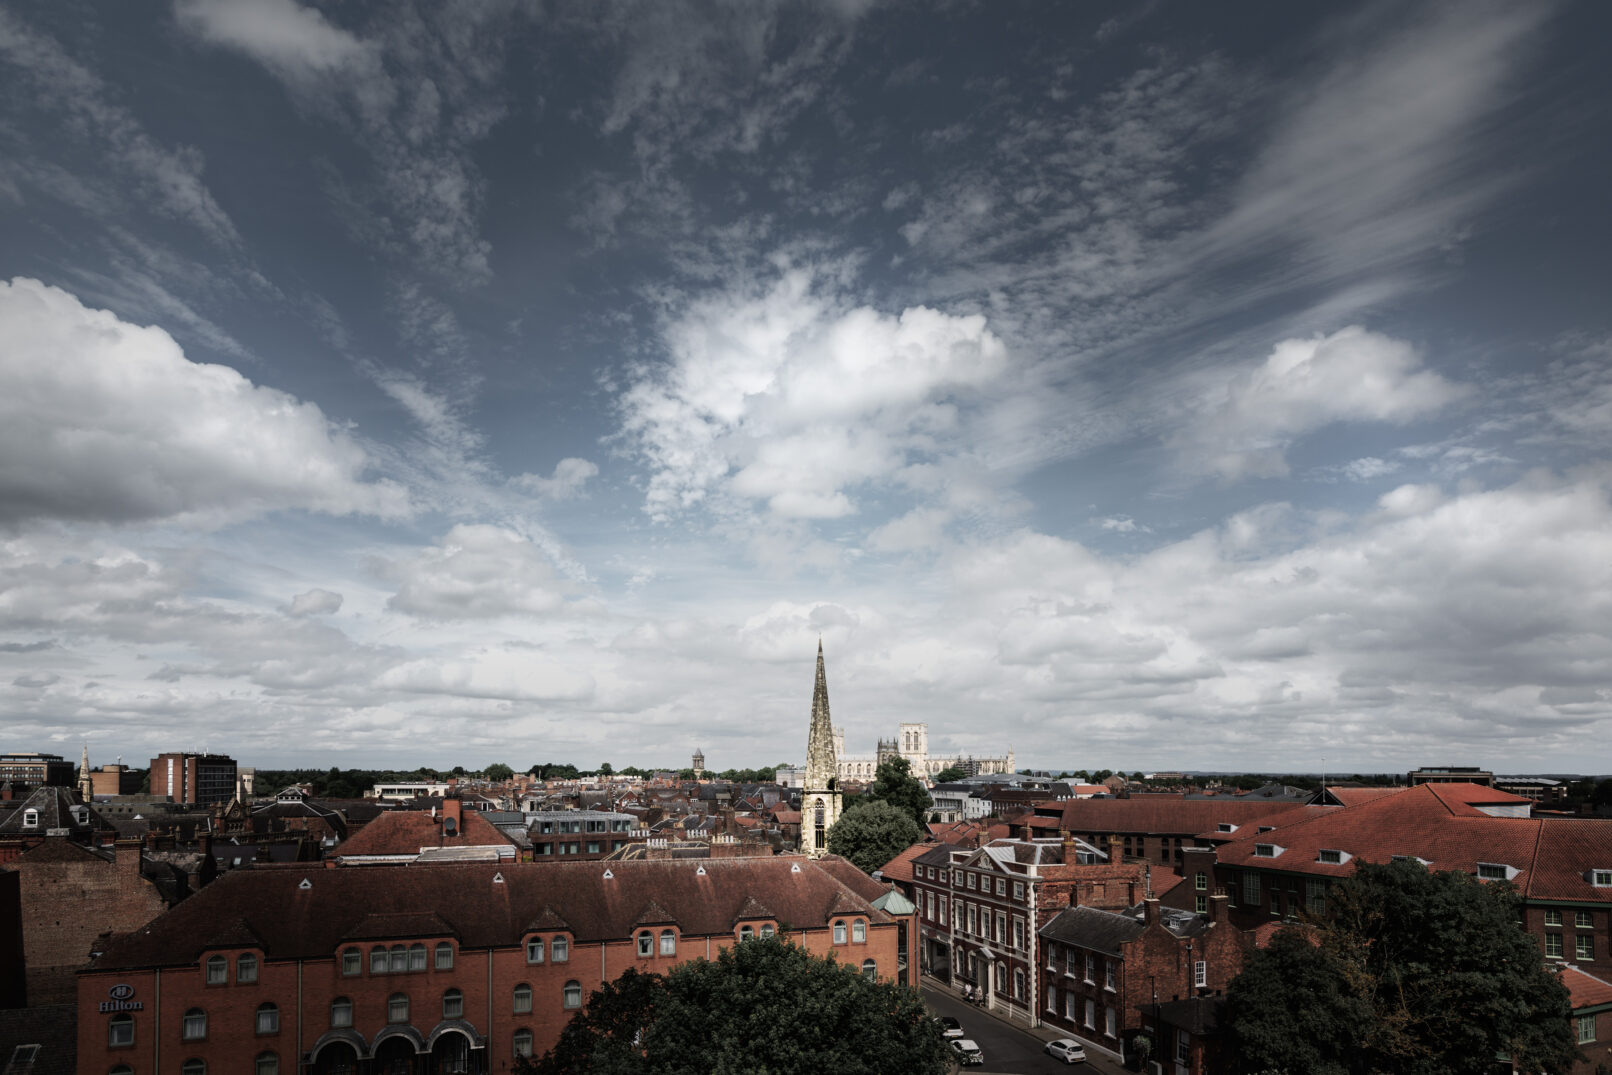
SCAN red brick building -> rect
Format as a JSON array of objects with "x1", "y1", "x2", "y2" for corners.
[
  {"x1": 908, "y1": 835, "x2": 1181, "y2": 1024},
  {"x1": 77, "y1": 855, "x2": 914, "y2": 1074},
  {"x1": 1037, "y1": 895, "x2": 1246, "y2": 1063},
  {"x1": 1213, "y1": 782, "x2": 1612, "y2": 978},
  {"x1": 331, "y1": 799, "x2": 526, "y2": 865},
  {"x1": 1022, "y1": 797, "x2": 1311, "y2": 873}
]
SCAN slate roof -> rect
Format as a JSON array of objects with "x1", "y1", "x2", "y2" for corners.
[
  {"x1": 88, "y1": 856, "x2": 896, "y2": 971},
  {"x1": 0, "y1": 787, "x2": 103, "y2": 834},
  {"x1": 1216, "y1": 782, "x2": 1612, "y2": 904},
  {"x1": 0, "y1": 1004, "x2": 75, "y2": 1075},
  {"x1": 1038, "y1": 903, "x2": 1205, "y2": 956},
  {"x1": 1145, "y1": 995, "x2": 1225, "y2": 1036}
]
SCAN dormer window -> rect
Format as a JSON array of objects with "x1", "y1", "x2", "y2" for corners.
[
  {"x1": 1590, "y1": 870, "x2": 1612, "y2": 888},
  {"x1": 1318, "y1": 849, "x2": 1351, "y2": 865},
  {"x1": 1257, "y1": 826, "x2": 1275, "y2": 834},
  {"x1": 1217, "y1": 823, "x2": 1238, "y2": 833},
  {"x1": 1477, "y1": 862, "x2": 1517, "y2": 882},
  {"x1": 1253, "y1": 843, "x2": 1283, "y2": 858},
  {"x1": 21, "y1": 810, "x2": 37, "y2": 829}
]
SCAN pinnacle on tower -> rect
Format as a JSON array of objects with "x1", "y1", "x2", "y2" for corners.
[{"x1": 805, "y1": 638, "x2": 837, "y2": 791}]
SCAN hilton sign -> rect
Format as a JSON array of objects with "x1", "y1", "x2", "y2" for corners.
[{"x1": 98, "y1": 983, "x2": 144, "y2": 1013}]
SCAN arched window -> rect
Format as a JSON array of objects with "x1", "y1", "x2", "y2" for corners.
[
  {"x1": 110, "y1": 1068, "x2": 133, "y2": 1075},
  {"x1": 256, "y1": 1002, "x2": 279, "y2": 1034},
  {"x1": 513, "y1": 983, "x2": 532, "y2": 1014},
  {"x1": 389, "y1": 945, "x2": 406, "y2": 973},
  {"x1": 370, "y1": 947, "x2": 388, "y2": 974},
  {"x1": 237, "y1": 953, "x2": 258, "y2": 983},
  {"x1": 739, "y1": 925, "x2": 754, "y2": 941},
  {"x1": 442, "y1": 988, "x2": 463, "y2": 1019},
  {"x1": 562, "y1": 980, "x2": 582, "y2": 1009},
  {"x1": 513, "y1": 1029, "x2": 533, "y2": 1058},
  {"x1": 254, "y1": 1051, "x2": 278, "y2": 1075},
  {"x1": 833, "y1": 921, "x2": 847, "y2": 944},
  {"x1": 552, "y1": 935, "x2": 569, "y2": 962},
  {"x1": 659, "y1": 929, "x2": 676, "y2": 956},
  {"x1": 408, "y1": 943, "x2": 427, "y2": 972},
  {"x1": 760, "y1": 923, "x2": 775, "y2": 938},
  {"x1": 341, "y1": 948, "x2": 361, "y2": 976},
  {"x1": 435, "y1": 942, "x2": 453, "y2": 970},
  {"x1": 852, "y1": 919, "x2": 866, "y2": 943},
  {"x1": 387, "y1": 993, "x2": 409, "y2": 1023},
  {"x1": 526, "y1": 937, "x2": 544, "y2": 964},
  {"x1": 330, "y1": 997, "x2": 353, "y2": 1028},
  {"x1": 862, "y1": 958, "x2": 877, "y2": 980},
  {"x1": 181, "y1": 1008, "x2": 206, "y2": 1041},
  {"x1": 181, "y1": 1060, "x2": 207, "y2": 1075},
  {"x1": 636, "y1": 932, "x2": 652, "y2": 957},
  {"x1": 108, "y1": 1014, "x2": 135, "y2": 1046},
  {"x1": 205, "y1": 954, "x2": 227, "y2": 984}
]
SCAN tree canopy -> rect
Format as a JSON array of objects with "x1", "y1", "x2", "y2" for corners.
[
  {"x1": 930, "y1": 764, "x2": 967, "y2": 785},
  {"x1": 863, "y1": 757, "x2": 931, "y2": 825},
  {"x1": 484, "y1": 762, "x2": 514, "y2": 782},
  {"x1": 519, "y1": 936, "x2": 948, "y2": 1075},
  {"x1": 1226, "y1": 858, "x2": 1578, "y2": 1075},
  {"x1": 827, "y1": 799, "x2": 924, "y2": 874}
]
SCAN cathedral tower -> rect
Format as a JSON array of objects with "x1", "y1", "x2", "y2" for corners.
[{"x1": 801, "y1": 639, "x2": 842, "y2": 858}]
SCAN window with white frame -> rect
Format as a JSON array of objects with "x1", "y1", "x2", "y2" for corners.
[
  {"x1": 563, "y1": 981, "x2": 582, "y2": 1009},
  {"x1": 996, "y1": 878, "x2": 1005, "y2": 896},
  {"x1": 528, "y1": 937, "x2": 545, "y2": 963},
  {"x1": 1306, "y1": 879, "x2": 1327, "y2": 915},
  {"x1": 182, "y1": 1008, "x2": 206, "y2": 1041},
  {"x1": 255, "y1": 1052, "x2": 277, "y2": 1075},
  {"x1": 1578, "y1": 911, "x2": 1594, "y2": 929},
  {"x1": 1013, "y1": 968, "x2": 1024, "y2": 999},
  {"x1": 1085, "y1": 953, "x2": 1095, "y2": 982},
  {"x1": 636, "y1": 932, "x2": 652, "y2": 957},
  {"x1": 256, "y1": 1003, "x2": 278, "y2": 1034},
  {"x1": 1581, "y1": 1015, "x2": 1597, "y2": 1044},
  {"x1": 1064, "y1": 991, "x2": 1077, "y2": 1021},
  {"x1": 330, "y1": 997, "x2": 352, "y2": 1028},
  {"x1": 206, "y1": 955, "x2": 226, "y2": 985},
  {"x1": 1105, "y1": 1006, "x2": 1116, "y2": 1038},
  {"x1": 996, "y1": 912, "x2": 1006, "y2": 942},
  {"x1": 1084, "y1": 999, "x2": 1095, "y2": 1028},
  {"x1": 1176, "y1": 1028, "x2": 1190, "y2": 1062},
  {"x1": 387, "y1": 994, "x2": 408, "y2": 1023},
  {"x1": 1242, "y1": 872, "x2": 1261, "y2": 907},
  {"x1": 659, "y1": 930, "x2": 676, "y2": 956},
  {"x1": 852, "y1": 919, "x2": 865, "y2": 943},
  {"x1": 1014, "y1": 881, "x2": 1024, "y2": 900},
  {"x1": 1546, "y1": 909, "x2": 1563, "y2": 926},
  {"x1": 1194, "y1": 960, "x2": 1207, "y2": 988},
  {"x1": 237, "y1": 953, "x2": 258, "y2": 983},
  {"x1": 1104, "y1": 960, "x2": 1115, "y2": 991},
  {"x1": 442, "y1": 989, "x2": 463, "y2": 1019},
  {"x1": 435, "y1": 942, "x2": 453, "y2": 970},
  {"x1": 341, "y1": 948, "x2": 360, "y2": 976},
  {"x1": 1594, "y1": 870, "x2": 1612, "y2": 887},
  {"x1": 513, "y1": 984, "x2": 532, "y2": 1013},
  {"x1": 833, "y1": 921, "x2": 847, "y2": 944},
  {"x1": 408, "y1": 943, "x2": 426, "y2": 971},
  {"x1": 108, "y1": 1014, "x2": 134, "y2": 1047},
  {"x1": 1579, "y1": 936, "x2": 1594, "y2": 961},
  {"x1": 1477, "y1": 862, "x2": 1510, "y2": 881},
  {"x1": 1547, "y1": 933, "x2": 1564, "y2": 958},
  {"x1": 1196, "y1": 895, "x2": 1207, "y2": 914},
  {"x1": 1195, "y1": 872, "x2": 1207, "y2": 891},
  {"x1": 1065, "y1": 949, "x2": 1078, "y2": 976},
  {"x1": 514, "y1": 1029, "x2": 533, "y2": 1057}
]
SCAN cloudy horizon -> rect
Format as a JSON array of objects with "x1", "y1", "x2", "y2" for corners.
[{"x1": 2, "y1": 1, "x2": 1610, "y2": 775}]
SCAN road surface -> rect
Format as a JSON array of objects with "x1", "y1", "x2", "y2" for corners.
[{"x1": 922, "y1": 984, "x2": 1130, "y2": 1075}]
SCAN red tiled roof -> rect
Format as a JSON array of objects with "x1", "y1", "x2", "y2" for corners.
[
  {"x1": 1217, "y1": 783, "x2": 1612, "y2": 904},
  {"x1": 1045, "y1": 797, "x2": 1310, "y2": 837},
  {"x1": 1325, "y1": 787, "x2": 1404, "y2": 807},
  {"x1": 1561, "y1": 964, "x2": 1612, "y2": 1010},
  {"x1": 335, "y1": 807, "x2": 519, "y2": 857},
  {"x1": 877, "y1": 841, "x2": 933, "y2": 884},
  {"x1": 89, "y1": 856, "x2": 897, "y2": 971}
]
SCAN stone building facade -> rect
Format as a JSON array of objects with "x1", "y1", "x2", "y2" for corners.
[{"x1": 833, "y1": 721, "x2": 1013, "y2": 783}]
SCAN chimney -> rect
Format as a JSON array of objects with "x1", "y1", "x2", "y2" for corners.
[
  {"x1": 1209, "y1": 890, "x2": 1228, "y2": 924},
  {"x1": 1107, "y1": 833, "x2": 1122, "y2": 862},
  {"x1": 443, "y1": 797, "x2": 463, "y2": 837},
  {"x1": 1142, "y1": 897, "x2": 1159, "y2": 926},
  {"x1": 114, "y1": 838, "x2": 142, "y2": 878}
]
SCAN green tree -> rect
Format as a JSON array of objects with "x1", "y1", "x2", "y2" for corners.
[
  {"x1": 1227, "y1": 859, "x2": 1578, "y2": 1075},
  {"x1": 484, "y1": 762, "x2": 515, "y2": 782},
  {"x1": 826, "y1": 799, "x2": 923, "y2": 874},
  {"x1": 864, "y1": 757, "x2": 931, "y2": 825},
  {"x1": 597, "y1": 762, "x2": 614, "y2": 776},
  {"x1": 520, "y1": 936, "x2": 948, "y2": 1075},
  {"x1": 930, "y1": 764, "x2": 967, "y2": 785}
]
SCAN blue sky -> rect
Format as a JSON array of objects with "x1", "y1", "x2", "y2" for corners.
[{"x1": 2, "y1": 1, "x2": 1610, "y2": 775}]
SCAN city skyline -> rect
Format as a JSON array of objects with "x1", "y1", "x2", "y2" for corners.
[{"x1": 2, "y1": 2, "x2": 1610, "y2": 772}]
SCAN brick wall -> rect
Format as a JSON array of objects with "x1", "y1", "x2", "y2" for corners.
[{"x1": 16, "y1": 839, "x2": 170, "y2": 1005}]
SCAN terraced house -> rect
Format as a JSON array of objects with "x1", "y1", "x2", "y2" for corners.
[{"x1": 77, "y1": 855, "x2": 915, "y2": 1074}]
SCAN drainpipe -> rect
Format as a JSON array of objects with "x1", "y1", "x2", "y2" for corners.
[{"x1": 1029, "y1": 870, "x2": 1039, "y2": 1028}]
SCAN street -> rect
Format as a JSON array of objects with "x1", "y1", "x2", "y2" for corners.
[{"x1": 922, "y1": 985, "x2": 1129, "y2": 1075}]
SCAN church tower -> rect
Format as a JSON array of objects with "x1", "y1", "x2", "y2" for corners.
[{"x1": 800, "y1": 639, "x2": 842, "y2": 858}]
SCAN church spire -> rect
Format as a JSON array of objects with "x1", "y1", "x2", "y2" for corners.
[
  {"x1": 78, "y1": 742, "x2": 92, "y2": 802},
  {"x1": 804, "y1": 638, "x2": 837, "y2": 791}
]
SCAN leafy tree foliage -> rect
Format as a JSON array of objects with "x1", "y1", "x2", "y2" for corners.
[
  {"x1": 519, "y1": 937, "x2": 948, "y2": 1075},
  {"x1": 827, "y1": 799, "x2": 924, "y2": 874},
  {"x1": 1227, "y1": 859, "x2": 1578, "y2": 1075},
  {"x1": 864, "y1": 757, "x2": 932, "y2": 825},
  {"x1": 484, "y1": 762, "x2": 515, "y2": 782},
  {"x1": 530, "y1": 762, "x2": 582, "y2": 780},
  {"x1": 930, "y1": 764, "x2": 967, "y2": 785}
]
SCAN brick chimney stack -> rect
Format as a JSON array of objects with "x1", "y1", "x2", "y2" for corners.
[{"x1": 1142, "y1": 897, "x2": 1159, "y2": 926}]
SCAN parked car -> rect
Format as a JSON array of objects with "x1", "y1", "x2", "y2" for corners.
[
  {"x1": 950, "y1": 1039, "x2": 984, "y2": 1067},
  {"x1": 1045, "y1": 1038, "x2": 1088, "y2": 1064},
  {"x1": 936, "y1": 1016, "x2": 964, "y2": 1039}
]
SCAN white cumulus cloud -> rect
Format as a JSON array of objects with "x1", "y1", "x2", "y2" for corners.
[
  {"x1": 385, "y1": 524, "x2": 580, "y2": 620},
  {"x1": 1171, "y1": 326, "x2": 1466, "y2": 482},
  {"x1": 0, "y1": 278, "x2": 408, "y2": 526}
]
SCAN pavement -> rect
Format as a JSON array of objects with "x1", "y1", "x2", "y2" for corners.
[{"x1": 921, "y1": 976, "x2": 1129, "y2": 1075}]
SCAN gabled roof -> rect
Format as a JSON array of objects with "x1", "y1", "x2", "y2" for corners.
[
  {"x1": 1561, "y1": 964, "x2": 1612, "y2": 1011},
  {"x1": 634, "y1": 898, "x2": 676, "y2": 927},
  {"x1": 89, "y1": 856, "x2": 895, "y2": 971},
  {"x1": 731, "y1": 895, "x2": 774, "y2": 923},
  {"x1": 0, "y1": 786, "x2": 102, "y2": 834},
  {"x1": 523, "y1": 905, "x2": 571, "y2": 933},
  {"x1": 1217, "y1": 783, "x2": 1612, "y2": 903},
  {"x1": 334, "y1": 807, "x2": 520, "y2": 858},
  {"x1": 877, "y1": 841, "x2": 933, "y2": 883},
  {"x1": 206, "y1": 916, "x2": 264, "y2": 949}
]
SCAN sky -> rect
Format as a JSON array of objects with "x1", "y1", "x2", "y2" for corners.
[{"x1": 2, "y1": 1, "x2": 1610, "y2": 777}]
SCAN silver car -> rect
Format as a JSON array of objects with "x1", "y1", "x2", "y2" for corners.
[{"x1": 1044, "y1": 1038, "x2": 1088, "y2": 1064}]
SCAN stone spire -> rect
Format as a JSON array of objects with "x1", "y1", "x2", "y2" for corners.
[
  {"x1": 804, "y1": 639, "x2": 837, "y2": 791},
  {"x1": 78, "y1": 742, "x2": 93, "y2": 801}
]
